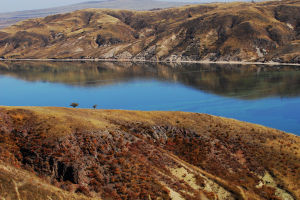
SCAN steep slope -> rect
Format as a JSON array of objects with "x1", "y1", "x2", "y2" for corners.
[
  {"x1": 0, "y1": 163, "x2": 99, "y2": 200},
  {"x1": 0, "y1": 0, "x2": 299, "y2": 63},
  {"x1": 0, "y1": 106, "x2": 299, "y2": 199}
]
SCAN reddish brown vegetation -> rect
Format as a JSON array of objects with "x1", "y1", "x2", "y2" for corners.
[{"x1": 0, "y1": 107, "x2": 299, "y2": 199}]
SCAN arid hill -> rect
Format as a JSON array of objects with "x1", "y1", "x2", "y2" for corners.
[
  {"x1": 0, "y1": 0, "x2": 187, "y2": 29},
  {"x1": 0, "y1": 0, "x2": 299, "y2": 63},
  {"x1": 0, "y1": 106, "x2": 299, "y2": 199}
]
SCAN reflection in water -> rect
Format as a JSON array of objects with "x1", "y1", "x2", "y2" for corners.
[
  {"x1": 0, "y1": 61, "x2": 299, "y2": 99},
  {"x1": 0, "y1": 61, "x2": 300, "y2": 134}
]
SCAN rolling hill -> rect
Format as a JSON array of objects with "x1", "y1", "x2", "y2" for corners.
[
  {"x1": 0, "y1": 0, "x2": 187, "y2": 29},
  {"x1": 0, "y1": 0, "x2": 267, "y2": 29},
  {"x1": 0, "y1": 0, "x2": 299, "y2": 63},
  {"x1": 0, "y1": 106, "x2": 299, "y2": 199}
]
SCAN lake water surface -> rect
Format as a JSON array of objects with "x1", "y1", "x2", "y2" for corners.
[{"x1": 0, "y1": 61, "x2": 299, "y2": 135}]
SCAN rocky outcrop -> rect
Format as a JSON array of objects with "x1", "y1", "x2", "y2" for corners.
[{"x1": 0, "y1": 0, "x2": 299, "y2": 63}]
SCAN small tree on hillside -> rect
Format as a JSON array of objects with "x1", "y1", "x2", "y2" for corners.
[
  {"x1": 70, "y1": 103, "x2": 79, "y2": 108},
  {"x1": 93, "y1": 104, "x2": 98, "y2": 109}
]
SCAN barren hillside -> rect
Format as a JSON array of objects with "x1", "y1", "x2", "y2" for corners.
[
  {"x1": 0, "y1": 0, "x2": 299, "y2": 63},
  {"x1": 0, "y1": 0, "x2": 187, "y2": 29},
  {"x1": 0, "y1": 106, "x2": 299, "y2": 199}
]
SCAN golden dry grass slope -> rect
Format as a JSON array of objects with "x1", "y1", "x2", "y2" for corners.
[
  {"x1": 0, "y1": 162, "x2": 100, "y2": 200},
  {"x1": 0, "y1": 106, "x2": 299, "y2": 200},
  {"x1": 0, "y1": 0, "x2": 188, "y2": 29},
  {"x1": 0, "y1": 0, "x2": 299, "y2": 63}
]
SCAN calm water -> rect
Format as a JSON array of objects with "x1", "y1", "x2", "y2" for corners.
[{"x1": 0, "y1": 61, "x2": 299, "y2": 135}]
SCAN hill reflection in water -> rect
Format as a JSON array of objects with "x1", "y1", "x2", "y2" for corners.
[
  {"x1": 0, "y1": 61, "x2": 300, "y2": 100},
  {"x1": 0, "y1": 61, "x2": 300, "y2": 134}
]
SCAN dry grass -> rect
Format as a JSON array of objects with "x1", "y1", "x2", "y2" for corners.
[
  {"x1": 0, "y1": 0, "x2": 299, "y2": 62},
  {"x1": 0, "y1": 106, "x2": 299, "y2": 199},
  {"x1": 0, "y1": 162, "x2": 101, "y2": 200}
]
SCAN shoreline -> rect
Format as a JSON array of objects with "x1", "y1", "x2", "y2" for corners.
[
  {"x1": 0, "y1": 105, "x2": 298, "y2": 136},
  {"x1": 0, "y1": 58, "x2": 300, "y2": 66}
]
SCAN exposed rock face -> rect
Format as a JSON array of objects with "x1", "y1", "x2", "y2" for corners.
[
  {"x1": 0, "y1": 107, "x2": 299, "y2": 199},
  {"x1": 0, "y1": 0, "x2": 299, "y2": 63}
]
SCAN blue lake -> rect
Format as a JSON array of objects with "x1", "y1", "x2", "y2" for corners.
[{"x1": 0, "y1": 61, "x2": 299, "y2": 135}]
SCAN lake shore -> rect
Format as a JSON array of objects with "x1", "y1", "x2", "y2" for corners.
[{"x1": 1, "y1": 58, "x2": 300, "y2": 66}]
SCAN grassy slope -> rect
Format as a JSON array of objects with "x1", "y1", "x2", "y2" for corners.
[
  {"x1": 0, "y1": 106, "x2": 299, "y2": 199},
  {"x1": 0, "y1": 162, "x2": 100, "y2": 200},
  {"x1": 0, "y1": 0, "x2": 186, "y2": 29},
  {"x1": 0, "y1": 0, "x2": 299, "y2": 63}
]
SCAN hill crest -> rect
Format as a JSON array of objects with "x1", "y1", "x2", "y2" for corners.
[{"x1": 0, "y1": 0, "x2": 299, "y2": 63}]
